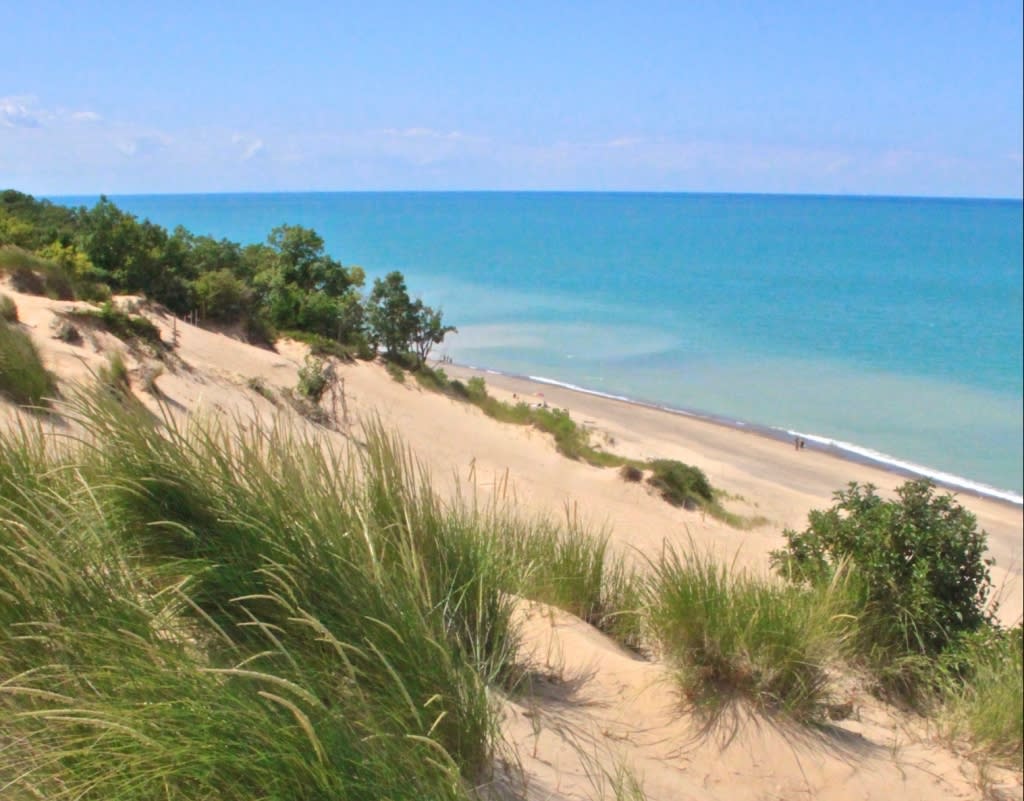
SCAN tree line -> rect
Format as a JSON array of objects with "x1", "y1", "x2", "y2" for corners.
[{"x1": 0, "y1": 189, "x2": 454, "y2": 365}]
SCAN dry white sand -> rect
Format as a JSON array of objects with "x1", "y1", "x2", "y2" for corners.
[{"x1": 3, "y1": 284, "x2": 1021, "y2": 801}]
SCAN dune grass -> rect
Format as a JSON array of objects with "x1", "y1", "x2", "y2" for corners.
[
  {"x1": 0, "y1": 317, "x2": 55, "y2": 406},
  {"x1": 2, "y1": 368, "x2": 1016, "y2": 793},
  {"x1": 0, "y1": 384, "x2": 656, "y2": 797},
  {"x1": 943, "y1": 626, "x2": 1023, "y2": 768},
  {"x1": 646, "y1": 543, "x2": 850, "y2": 720}
]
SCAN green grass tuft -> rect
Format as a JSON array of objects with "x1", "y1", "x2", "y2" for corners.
[
  {"x1": 646, "y1": 543, "x2": 845, "y2": 719},
  {"x1": 0, "y1": 293, "x2": 17, "y2": 322},
  {"x1": 0, "y1": 318, "x2": 55, "y2": 406}
]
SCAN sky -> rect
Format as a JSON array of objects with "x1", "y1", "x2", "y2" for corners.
[{"x1": 2, "y1": 1, "x2": 1022, "y2": 198}]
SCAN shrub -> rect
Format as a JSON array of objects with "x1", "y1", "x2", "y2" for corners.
[
  {"x1": 413, "y1": 364, "x2": 449, "y2": 392},
  {"x1": 0, "y1": 293, "x2": 17, "y2": 322},
  {"x1": 69, "y1": 302, "x2": 164, "y2": 348},
  {"x1": 646, "y1": 459, "x2": 713, "y2": 509},
  {"x1": 619, "y1": 464, "x2": 644, "y2": 483},
  {"x1": 51, "y1": 318, "x2": 83, "y2": 344},
  {"x1": 296, "y1": 354, "x2": 332, "y2": 404},
  {"x1": 140, "y1": 363, "x2": 164, "y2": 395},
  {"x1": 0, "y1": 319, "x2": 55, "y2": 406},
  {"x1": 247, "y1": 376, "x2": 277, "y2": 405},
  {"x1": 772, "y1": 480, "x2": 994, "y2": 672},
  {"x1": 98, "y1": 351, "x2": 131, "y2": 396}
]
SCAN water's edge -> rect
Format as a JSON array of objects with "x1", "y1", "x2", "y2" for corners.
[{"x1": 455, "y1": 361, "x2": 1024, "y2": 508}]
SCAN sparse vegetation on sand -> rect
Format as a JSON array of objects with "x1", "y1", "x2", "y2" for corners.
[{"x1": 409, "y1": 367, "x2": 765, "y2": 528}]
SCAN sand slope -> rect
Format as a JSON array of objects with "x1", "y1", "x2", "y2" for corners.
[{"x1": 2, "y1": 284, "x2": 1021, "y2": 801}]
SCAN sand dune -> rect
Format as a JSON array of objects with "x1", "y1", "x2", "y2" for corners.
[{"x1": 3, "y1": 283, "x2": 1021, "y2": 801}]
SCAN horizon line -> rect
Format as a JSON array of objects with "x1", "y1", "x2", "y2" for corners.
[{"x1": 36, "y1": 188, "x2": 1024, "y2": 203}]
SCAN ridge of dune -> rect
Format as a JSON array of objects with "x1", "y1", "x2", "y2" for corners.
[{"x1": 2, "y1": 283, "x2": 1021, "y2": 801}]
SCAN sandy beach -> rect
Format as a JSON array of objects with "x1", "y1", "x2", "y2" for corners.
[{"x1": 3, "y1": 284, "x2": 1022, "y2": 800}]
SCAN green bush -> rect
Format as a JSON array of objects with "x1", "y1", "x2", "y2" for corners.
[
  {"x1": 297, "y1": 354, "x2": 332, "y2": 403},
  {"x1": 619, "y1": 464, "x2": 644, "y2": 482},
  {"x1": 413, "y1": 364, "x2": 449, "y2": 392},
  {"x1": 0, "y1": 293, "x2": 17, "y2": 322},
  {"x1": 0, "y1": 319, "x2": 55, "y2": 406},
  {"x1": 772, "y1": 480, "x2": 994, "y2": 670},
  {"x1": 646, "y1": 459, "x2": 713, "y2": 508},
  {"x1": 69, "y1": 301, "x2": 164, "y2": 348}
]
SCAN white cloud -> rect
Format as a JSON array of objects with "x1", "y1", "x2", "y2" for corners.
[
  {"x1": 231, "y1": 133, "x2": 264, "y2": 161},
  {"x1": 382, "y1": 127, "x2": 470, "y2": 141},
  {"x1": 0, "y1": 96, "x2": 42, "y2": 128},
  {"x1": 115, "y1": 133, "x2": 171, "y2": 158},
  {"x1": 70, "y1": 110, "x2": 102, "y2": 123}
]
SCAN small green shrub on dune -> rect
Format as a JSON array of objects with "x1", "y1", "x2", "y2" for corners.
[
  {"x1": 619, "y1": 464, "x2": 644, "y2": 483},
  {"x1": 0, "y1": 318, "x2": 55, "y2": 406},
  {"x1": 772, "y1": 480, "x2": 995, "y2": 697},
  {"x1": 0, "y1": 293, "x2": 17, "y2": 322},
  {"x1": 413, "y1": 363, "x2": 449, "y2": 392},
  {"x1": 98, "y1": 350, "x2": 131, "y2": 394},
  {"x1": 296, "y1": 354, "x2": 332, "y2": 402},
  {"x1": 69, "y1": 301, "x2": 164, "y2": 348},
  {"x1": 646, "y1": 459, "x2": 713, "y2": 509}
]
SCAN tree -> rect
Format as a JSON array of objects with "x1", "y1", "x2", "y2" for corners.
[
  {"x1": 192, "y1": 269, "x2": 253, "y2": 323},
  {"x1": 409, "y1": 300, "x2": 456, "y2": 367},
  {"x1": 267, "y1": 225, "x2": 362, "y2": 296},
  {"x1": 366, "y1": 271, "x2": 455, "y2": 365},
  {"x1": 366, "y1": 271, "x2": 415, "y2": 358}
]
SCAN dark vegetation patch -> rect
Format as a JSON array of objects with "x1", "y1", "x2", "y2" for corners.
[
  {"x1": 0, "y1": 293, "x2": 17, "y2": 322},
  {"x1": 65, "y1": 302, "x2": 165, "y2": 349},
  {"x1": 0, "y1": 318, "x2": 56, "y2": 406}
]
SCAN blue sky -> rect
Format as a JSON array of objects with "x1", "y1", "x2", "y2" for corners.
[{"x1": 2, "y1": 1, "x2": 1021, "y2": 197}]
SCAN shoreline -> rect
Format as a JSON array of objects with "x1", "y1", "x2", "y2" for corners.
[{"x1": 444, "y1": 360, "x2": 1024, "y2": 510}]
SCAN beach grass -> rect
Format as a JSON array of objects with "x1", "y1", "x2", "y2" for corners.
[
  {"x1": 942, "y1": 626, "x2": 1023, "y2": 768},
  {"x1": 0, "y1": 317, "x2": 55, "y2": 406},
  {"x1": 0, "y1": 389, "x2": 526, "y2": 796},
  {"x1": 646, "y1": 542, "x2": 847, "y2": 720},
  {"x1": 0, "y1": 382, "x2": 662, "y2": 796},
  {"x1": 65, "y1": 301, "x2": 165, "y2": 349}
]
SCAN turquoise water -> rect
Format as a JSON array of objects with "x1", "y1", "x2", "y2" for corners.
[{"x1": 55, "y1": 192, "x2": 1024, "y2": 499}]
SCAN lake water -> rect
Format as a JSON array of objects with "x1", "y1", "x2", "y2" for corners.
[{"x1": 55, "y1": 191, "x2": 1024, "y2": 501}]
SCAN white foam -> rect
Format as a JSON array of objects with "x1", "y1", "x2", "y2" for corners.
[
  {"x1": 526, "y1": 374, "x2": 634, "y2": 404},
  {"x1": 786, "y1": 429, "x2": 1024, "y2": 506}
]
